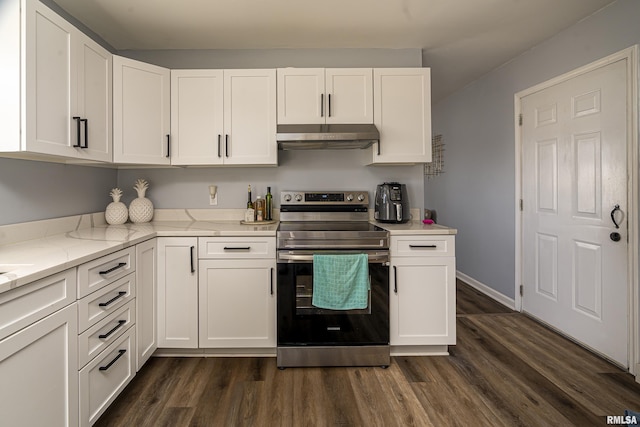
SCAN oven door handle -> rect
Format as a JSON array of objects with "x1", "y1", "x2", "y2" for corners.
[{"x1": 277, "y1": 252, "x2": 389, "y2": 263}]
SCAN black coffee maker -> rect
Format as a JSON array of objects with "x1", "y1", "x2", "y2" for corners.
[{"x1": 374, "y1": 182, "x2": 410, "y2": 223}]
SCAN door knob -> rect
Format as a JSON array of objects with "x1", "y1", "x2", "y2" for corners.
[
  {"x1": 610, "y1": 232, "x2": 621, "y2": 242},
  {"x1": 610, "y1": 204, "x2": 622, "y2": 229}
]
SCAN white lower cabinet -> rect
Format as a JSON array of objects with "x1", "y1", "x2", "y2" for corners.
[
  {"x1": 199, "y1": 259, "x2": 276, "y2": 348},
  {"x1": 389, "y1": 235, "x2": 456, "y2": 349},
  {"x1": 157, "y1": 237, "x2": 199, "y2": 348},
  {"x1": 79, "y1": 327, "x2": 136, "y2": 426},
  {"x1": 0, "y1": 303, "x2": 79, "y2": 427},
  {"x1": 136, "y1": 238, "x2": 157, "y2": 370}
]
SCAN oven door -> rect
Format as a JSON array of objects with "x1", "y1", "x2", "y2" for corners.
[{"x1": 277, "y1": 250, "x2": 389, "y2": 346}]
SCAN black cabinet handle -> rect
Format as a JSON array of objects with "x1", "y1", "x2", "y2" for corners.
[
  {"x1": 73, "y1": 116, "x2": 82, "y2": 147},
  {"x1": 328, "y1": 94, "x2": 331, "y2": 117},
  {"x1": 225, "y1": 135, "x2": 229, "y2": 158},
  {"x1": 217, "y1": 135, "x2": 222, "y2": 158},
  {"x1": 611, "y1": 204, "x2": 621, "y2": 229},
  {"x1": 393, "y1": 266, "x2": 398, "y2": 294},
  {"x1": 190, "y1": 246, "x2": 195, "y2": 273},
  {"x1": 166, "y1": 134, "x2": 171, "y2": 158},
  {"x1": 81, "y1": 118, "x2": 88, "y2": 148},
  {"x1": 99, "y1": 262, "x2": 127, "y2": 276},
  {"x1": 98, "y1": 291, "x2": 127, "y2": 307},
  {"x1": 270, "y1": 267, "x2": 274, "y2": 295},
  {"x1": 223, "y1": 246, "x2": 251, "y2": 251},
  {"x1": 409, "y1": 245, "x2": 437, "y2": 249},
  {"x1": 99, "y1": 349, "x2": 126, "y2": 371},
  {"x1": 320, "y1": 93, "x2": 324, "y2": 117},
  {"x1": 99, "y1": 320, "x2": 126, "y2": 339},
  {"x1": 377, "y1": 141, "x2": 381, "y2": 156}
]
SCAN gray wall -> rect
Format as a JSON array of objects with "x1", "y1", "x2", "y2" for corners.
[
  {"x1": 0, "y1": 158, "x2": 117, "y2": 225},
  {"x1": 117, "y1": 150, "x2": 424, "y2": 213},
  {"x1": 425, "y1": 0, "x2": 640, "y2": 299}
]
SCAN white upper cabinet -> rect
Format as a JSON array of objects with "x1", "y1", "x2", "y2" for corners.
[
  {"x1": 75, "y1": 33, "x2": 112, "y2": 162},
  {"x1": 113, "y1": 56, "x2": 171, "y2": 165},
  {"x1": 171, "y1": 69, "x2": 277, "y2": 166},
  {"x1": 370, "y1": 68, "x2": 432, "y2": 164},
  {"x1": 277, "y1": 68, "x2": 373, "y2": 124},
  {"x1": 0, "y1": 0, "x2": 112, "y2": 162}
]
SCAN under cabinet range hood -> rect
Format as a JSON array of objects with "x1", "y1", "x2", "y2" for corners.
[{"x1": 276, "y1": 124, "x2": 380, "y2": 150}]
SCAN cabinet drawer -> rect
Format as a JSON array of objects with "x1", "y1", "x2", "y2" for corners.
[
  {"x1": 391, "y1": 235, "x2": 455, "y2": 257},
  {"x1": 198, "y1": 237, "x2": 275, "y2": 259},
  {"x1": 78, "y1": 247, "x2": 135, "y2": 298},
  {"x1": 79, "y1": 327, "x2": 136, "y2": 426},
  {"x1": 78, "y1": 274, "x2": 136, "y2": 333},
  {"x1": 0, "y1": 269, "x2": 76, "y2": 341},
  {"x1": 78, "y1": 300, "x2": 135, "y2": 368}
]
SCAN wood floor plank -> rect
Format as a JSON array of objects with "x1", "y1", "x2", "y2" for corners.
[{"x1": 95, "y1": 281, "x2": 639, "y2": 426}]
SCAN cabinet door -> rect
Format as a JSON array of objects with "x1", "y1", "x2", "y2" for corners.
[
  {"x1": 136, "y1": 239, "x2": 157, "y2": 370},
  {"x1": 372, "y1": 68, "x2": 432, "y2": 164},
  {"x1": 199, "y1": 259, "x2": 276, "y2": 348},
  {"x1": 223, "y1": 69, "x2": 277, "y2": 165},
  {"x1": 390, "y1": 256, "x2": 456, "y2": 345},
  {"x1": 0, "y1": 304, "x2": 79, "y2": 427},
  {"x1": 75, "y1": 33, "x2": 112, "y2": 162},
  {"x1": 325, "y1": 68, "x2": 373, "y2": 124},
  {"x1": 24, "y1": 0, "x2": 77, "y2": 158},
  {"x1": 276, "y1": 68, "x2": 325, "y2": 124},
  {"x1": 170, "y1": 70, "x2": 224, "y2": 165},
  {"x1": 157, "y1": 238, "x2": 198, "y2": 348},
  {"x1": 113, "y1": 56, "x2": 170, "y2": 164}
]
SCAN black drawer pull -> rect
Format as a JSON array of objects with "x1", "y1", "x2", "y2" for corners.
[
  {"x1": 393, "y1": 265, "x2": 398, "y2": 294},
  {"x1": 99, "y1": 262, "x2": 127, "y2": 276},
  {"x1": 73, "y1": 116, "x2": 82, "y2": 147},
  {"x1": 166, "y1": 134, "x2": 171, "y2": 158},
  {"x1": 409, "y1": 245, "x2": 437, "y2": 249},
  {"x1": 99, "y1": 320, "x2": 126, "y2": 339},
  {"x1": 270, "y1": 267, "x2": 274, "y2": 295},
  {"x1": 223, "y1": 246, "x2": 251, "y2": 251},
  {"x1": 190, "y1": 246, "x2": 195, "y2": 273},
  {"x1": 99, "y1": 349, "x2": 126, "y2": 371},
  {"x1": 98, "y1": 291, "x2": 127, "y2": 307},
  {"x1": 217, "y1": 134, "x2": 222, "y2": 157},
  {"x1": 81, "y1": 118, "x2": 88, "y2": 148}
]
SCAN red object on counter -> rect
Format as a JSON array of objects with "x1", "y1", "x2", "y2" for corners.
[{"x1": 422, "y1": 219, "x2": 434, "y2": 225}]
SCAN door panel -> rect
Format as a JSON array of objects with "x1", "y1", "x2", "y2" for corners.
[{"x1": 522, "y1": 58, "x2": 628, "y2": 366}]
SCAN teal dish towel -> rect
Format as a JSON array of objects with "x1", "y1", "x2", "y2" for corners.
[{"x1": 312, "y1": 254, "x2": 369, "y2": 310}]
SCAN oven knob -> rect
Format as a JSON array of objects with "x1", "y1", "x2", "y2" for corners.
[
  {"x1": 357, "y1": 194, "x2": 366, "y2": 202},
  {"x1": 346, "y1": 194, "x2": 354, "y2": 201},
  {"x1": 283, "y1": 194, "x2": 292, "y2": 202},
  {"x1": 295, "y1": 193, "x2": 303, "y2": 202}
]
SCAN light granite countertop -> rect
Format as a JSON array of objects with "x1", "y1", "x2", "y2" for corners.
[
  {"x1": 0, "y1": 219, "x2": 278, "y2": 295},
  {"x1": 0, "y1": 210, "x2": 455, "y2": 295}
]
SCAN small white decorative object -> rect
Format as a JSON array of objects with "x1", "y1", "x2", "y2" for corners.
[
  {"x1": 105, "y1": 188, "x2": 128, "y2": 225},
  {"x1": 129, "y1": 179, "x2": 154, "y2": 223}
]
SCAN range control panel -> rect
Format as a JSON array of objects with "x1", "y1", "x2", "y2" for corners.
[{"x1": 280, "y1": 191, "x2": 368, "y2": 205}]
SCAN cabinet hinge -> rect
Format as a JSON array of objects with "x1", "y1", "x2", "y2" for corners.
[
  {"x1": 518, "y1": 114, "x2": 523, "y2": 126},
  {"x1": 520, "y1": 284, "x2": 524, "y2": 297}
]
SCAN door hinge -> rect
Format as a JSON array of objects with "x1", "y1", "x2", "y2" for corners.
[
  {"x1": 518, "y1": 114, "x2": 523, "y2": 126},
  {"x1": 519, "y1": 199, "x2": 523, "y2": 211},
  {"x1": 520, "y1": 284, "x2": 524, "y2": 297}
]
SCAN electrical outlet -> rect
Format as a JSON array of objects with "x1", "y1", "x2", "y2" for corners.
[{"x1": 209, "y1": 185, "x2": 218, "y2": 206}]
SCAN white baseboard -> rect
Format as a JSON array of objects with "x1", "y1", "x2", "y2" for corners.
[{"x1": 456, "y1": 271, "x2": 516, "y2": 311}]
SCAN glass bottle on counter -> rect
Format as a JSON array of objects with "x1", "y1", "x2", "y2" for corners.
[
  {"x1": 255, "y1": 196, "x2": 265, "y2": 222},
  {"x1": 247, "y1": 185, "x2": 253, "y2": 209},
  {"x1": 265, "y1": 187, "x2": 273, "y2": 221}
]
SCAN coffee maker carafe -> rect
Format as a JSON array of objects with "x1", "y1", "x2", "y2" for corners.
[{"x1": 374, "y1": 183, "x2": 410, "y2": 223}]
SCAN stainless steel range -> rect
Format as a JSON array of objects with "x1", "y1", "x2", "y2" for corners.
[{"x1": 276, "y1": 190, "x2": 390, "y2": 368}]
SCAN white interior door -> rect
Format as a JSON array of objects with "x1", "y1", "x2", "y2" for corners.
[{"x1": 521, "y1": 58, "x2": 628, "y2": 367}]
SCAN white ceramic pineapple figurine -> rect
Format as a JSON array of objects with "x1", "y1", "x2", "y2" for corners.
[
  {"x1": 129, "y1": 179, "x2": 154, "y2": 223},
  {"x1": 105, "y1": 188, "x2": 128, "y2": 225}
]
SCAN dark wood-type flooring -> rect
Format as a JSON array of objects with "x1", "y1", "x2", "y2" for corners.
[{"x1": 96, "y1": 280, "x2": 640, "y2": 426}]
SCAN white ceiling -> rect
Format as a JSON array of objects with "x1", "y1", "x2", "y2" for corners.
[{"x1": 53, "y1": 0, "x2": 615, "y2": 101}]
